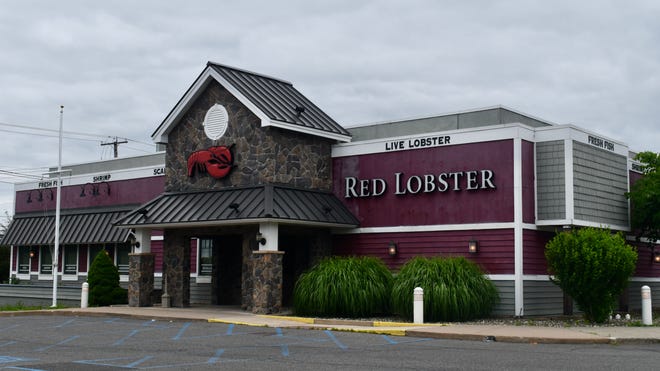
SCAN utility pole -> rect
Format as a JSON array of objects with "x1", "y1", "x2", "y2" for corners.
[{"x1": 101, "y1": 137, "x2": 128, "y2": 158}]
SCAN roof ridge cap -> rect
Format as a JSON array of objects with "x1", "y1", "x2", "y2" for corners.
[{"x1": 207, "y1": 61, "x2": 293, "y2": 86}]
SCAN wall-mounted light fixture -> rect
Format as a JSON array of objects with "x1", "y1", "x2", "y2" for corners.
[
  {"x1": 388, "y1": 241, "x2": 398, "y2": 257},
  {"x1": 468, "y1": 239, "x2": 478, "y2": 254},
  {"x1": 29, "y1": 249, "x2": 35, "y2": 259},
  {"x1": 26, "y1": 189, "x2": 53, "y2": 204},
  {"x1": 228, "y1": 203, "x2": 240, "y2": 213},
  {"x1": 653, "y1": 247, "x2": 660, "y2": 264},
  {"x1": 128, "y1": 235, "x2": 141, "y2": 249},
  {"x1": 256, "y1": 232, "x2": 266, "y2": 245},
  {"x1": 80, "y1": 182, "x2": 111, "y2": 197}
]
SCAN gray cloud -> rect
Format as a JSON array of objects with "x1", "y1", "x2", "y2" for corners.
[{"x1": 1, "y1": 0, "x2": 659, "y2": 220}]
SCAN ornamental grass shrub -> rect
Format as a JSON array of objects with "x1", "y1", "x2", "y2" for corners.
[
  {"x1": 545, "y1": 228, "x2": 637, "y2": 323},
  {"x1": 87, "y1": 250, "x2": 127, "y2": 306},
  {"x1": 391, "y1": 257, "x2": 499, "y2": 322},
  {"x1": 293, "y1": 256, "x2": 393, "y2": 318}
]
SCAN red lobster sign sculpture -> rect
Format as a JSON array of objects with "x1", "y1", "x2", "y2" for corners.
[{"x1": 187, "y1": 144, "x2": 235, "y2": 179}]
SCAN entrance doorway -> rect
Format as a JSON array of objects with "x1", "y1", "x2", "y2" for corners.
[
  {"x1": 281, "y1": 234, "x2": 311, "y2": 307},
  {"x1": 213, "y1": 235, "x2": 243, "y2": 305}
]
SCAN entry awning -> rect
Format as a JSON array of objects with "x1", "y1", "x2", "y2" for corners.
[
  {"x1": 114, "y1": 185, "x2": 359, "y2": 229},
  {"x1": 2, "y1": 208, "x2": 133, "y2": 246}
]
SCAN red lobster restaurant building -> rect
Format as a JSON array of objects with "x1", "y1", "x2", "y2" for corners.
[{"x1": 3, "y1": 62, "x2": 659, "y2": 316}]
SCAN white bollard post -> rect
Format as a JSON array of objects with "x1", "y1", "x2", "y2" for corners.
[
  {"x1": 413, "y1": 287, "x2": 424, "y2": 324},
  {"x1": 641, "y1": 285, "x2": 652, "y2": 326},
  {"x1": 81, "y1": 282, "x2": 89, "y2": 309}
]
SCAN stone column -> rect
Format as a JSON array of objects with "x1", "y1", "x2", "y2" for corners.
[
  {"x1": 163, "y1": 231, "x2": 190, "y2": 307},
  {"x1": 251, "y1": 251, "x2": 284, "y2": 314},
  {"x1": 128, "y1": 253, "x2": 154, "y2": 307}
]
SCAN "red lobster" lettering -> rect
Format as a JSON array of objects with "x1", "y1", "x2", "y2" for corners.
[{"x1": 187, "y1": 144, "x2": 235, "y2": 179}]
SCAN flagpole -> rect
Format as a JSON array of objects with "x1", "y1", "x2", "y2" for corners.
[{"x1": 52, "y1": 105, "x2": 64, "y2": 307}]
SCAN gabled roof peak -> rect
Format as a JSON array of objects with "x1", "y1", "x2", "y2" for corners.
[
  {"x1": 152, "y1": 62, "x2": 351, "y2": 144},
  {"x1": 206, "y1": 61, "x2": 292, "y2": 85}
]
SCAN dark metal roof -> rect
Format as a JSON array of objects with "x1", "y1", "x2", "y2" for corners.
[
  {"x1": 114, "y1": 185, "x2": 359, "y2": 228},
  {"x1": 2, "y1": 209, "x2": 132, "y2": 246},
  {"x1": 208, "y1": 62, "x2": 351, "y2": 138}
]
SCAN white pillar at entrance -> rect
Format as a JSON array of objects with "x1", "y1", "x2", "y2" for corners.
[
  {"x1": 132, "y1": 228, "x2": 151, "y2": 254},
  {"x1": 258, "y1": 222, "x2": 278, "y2": 251}
]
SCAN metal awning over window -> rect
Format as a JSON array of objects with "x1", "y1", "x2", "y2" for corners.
[
  {"x1": 114, "y1": 184, "x2": 359, "y2": 229},
  {"x1": 2, "y1": 208, "x2": 132, "y2": 246}
]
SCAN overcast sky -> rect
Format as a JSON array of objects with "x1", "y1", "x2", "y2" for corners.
[{"x1": 1, "y1": 0, "x2": 659, "y2": 222}]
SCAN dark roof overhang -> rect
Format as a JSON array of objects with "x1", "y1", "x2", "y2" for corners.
[
  {"x1": 113, "y1": 185, "x2": 359, "y2": 230},
  {"x1": 2, "y1": 206, "x2": 134, "y2": 246}
]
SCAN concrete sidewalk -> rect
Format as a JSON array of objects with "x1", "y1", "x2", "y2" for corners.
[{"x1": 7, "y1": 306, "x2": 660, "y2": 345}]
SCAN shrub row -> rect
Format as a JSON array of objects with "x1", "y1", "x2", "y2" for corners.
[{"x1": 293, "y1": 256, "x2": 498, "y2": 322}]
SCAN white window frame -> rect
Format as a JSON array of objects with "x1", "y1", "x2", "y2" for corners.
[
  {"x1": 196, "y1": 238, "x2": 212, "y2": 284},
  {"x1": 15, "y1": 246, "x2": 31, "y2": 280},
  {"x1": 62, "y1": 245, "x2": 79, "y2": 281},
  {"x1": 38, "y1": 246, "x2": 53, "y2": 280}
]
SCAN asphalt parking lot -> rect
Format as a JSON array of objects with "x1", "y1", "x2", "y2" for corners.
[
  {"x1": 0, "y1": 314, "x2": 437, "y2": 370},
  {"x1": 1, "y1": 315, "x2": 660, "y2": 370}
]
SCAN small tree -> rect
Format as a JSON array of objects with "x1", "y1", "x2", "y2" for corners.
[
  {"x1": 87, "y1": 250, "x2": 127, "y2": 306},
  {"x1": 545, "y1": 228, "x2": 637, "y2": 323},
  {"x1": 626, "y1": 151, "x2": 660, "y2": 246}
]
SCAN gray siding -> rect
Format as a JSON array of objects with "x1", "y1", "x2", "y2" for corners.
[
  {"x1": 628, "y1": 281, "x2": 660, "y2": 310},
  {"x1": 536, "y1": 141, "x2": 566, "y2": 220},
  {"x1": 572, "y1": 141, "x2": 629, "y2": 226},
  {"x1": 348, "y1": 107, "x2": 552, "y2": 141},
  {"x1": 491, "y1": 280, "x2": 515, "y2": 317},
  {"x1": 523, "y1": 280, "x2": 564, "y2": 316},
  {"x1": 190, "y1": 280, "x2": 212, "y2": 305},
  {"x1": 0, "y1": 284, "x2": 81, "y2": 307},
  {"x1": 48, "y1": 152, "x2": 165, "y2": 177}
]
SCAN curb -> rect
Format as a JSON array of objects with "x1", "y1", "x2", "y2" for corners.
[{"x1": 3, "y1": 309, "x2": 658, "y2": 345}]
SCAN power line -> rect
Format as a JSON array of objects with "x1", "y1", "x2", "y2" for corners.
[{"x1": 0, "y1": 120, "x2": 108, "y2": 139}]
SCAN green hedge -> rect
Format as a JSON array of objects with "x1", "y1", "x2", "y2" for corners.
[
  {"x1": 391, "y1": 257, "x2": 499, "y2": 322},
  {"x1": 293, "y1": 256, "x2": 393, "y2": 318}
]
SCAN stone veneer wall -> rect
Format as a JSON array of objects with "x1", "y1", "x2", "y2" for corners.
[
  {"x1": 162, "y1": 230, "x2": 191, "y2": 307},
  {"x1": 128, "y1": 253, "x2": 154, "y2": 307},
  {"x1": 165, "y1": 80, "x2": 333, "y2": 193},
  {"x1": 251, "y1": 251, "x2": 284, "y2": 314}
]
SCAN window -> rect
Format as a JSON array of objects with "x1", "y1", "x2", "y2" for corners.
[
  {"x1": 199, "y1": 238, "x2": 213, "y2": 276},
  {"x1": 40, "y1": 246, "x2": 52, "y2": 275},
  {"x1": 63, "y1": 246, "x2": 78, "y2": 275},
  {"x1": 116, "y1": 245, "x2": 131, "y2": 275},
  {"x1": 17, "y1": 247, "x2": 30, "y2": 274},
  {"x1": 88, "y1": 245, "x2": 105, "y2": 267}
]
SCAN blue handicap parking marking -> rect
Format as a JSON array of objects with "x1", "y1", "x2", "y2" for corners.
[
  {"x1": 34, "y1": 335, "x2": 80, "y2": 352},
  {"x1": 324, "y1": 330, "x2": 348, "y2": 350},
  {"x1": 207, "y1": 349, "x2": 225, "y2": 364}
]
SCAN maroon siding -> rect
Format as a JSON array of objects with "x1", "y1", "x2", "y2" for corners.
[
  {"x1": 11, "y1": 246, "x2": 16, "y2": 271},
  {"x1": 631, "y1": 241, "x2": 660, "y2": 277},
  {"x1": 15, "y1": 176, "x2": 165, "y2": 214},
  {"x1": 152, "y1": 240, "x2": 163, "y2": 273},
  {"x1": 30, "y1": 250, "x2": 39, "y2": 272},
  {"x1": 189, "y1": 239, "x2": 197, "y2": 274},
  {"x1": 332, "y1": 140, "x2": 514, "y2": 227},
  {"x1": 522, "y1": 229, "x2": 554, "y2": 275},
  {"x1": 333, "y1": 229, "x2": 514, "y2": 274},
  {"x1": 522, "y1": 140, "x2": 535, "y2": 224},
  {"x1": 79, "y1": 246, "x2": 88, "y2": 272}
]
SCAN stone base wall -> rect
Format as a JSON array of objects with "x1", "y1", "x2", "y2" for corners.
[
  {"x1": 251, "y1": 251, "x2": 284, "y2": 314},
  {"x1": 163, "y1": 231, "x2": 191, "y2": 307},
  {"x1": 128, "y1": 253, "x2": 154, "y2": 307}
]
